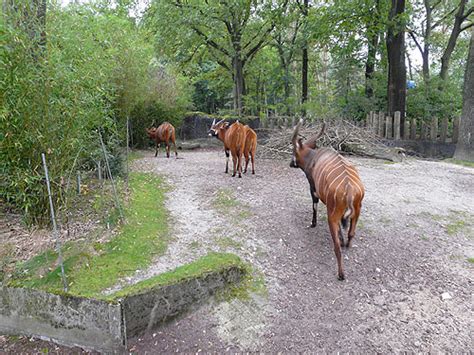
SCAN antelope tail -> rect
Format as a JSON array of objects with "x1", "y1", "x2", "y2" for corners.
[{"x1": 341, "y1": 186, "x2": 354, "y2": 230}]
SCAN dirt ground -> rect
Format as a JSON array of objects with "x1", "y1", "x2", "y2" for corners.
[{"x1": 1, "y1": 147, "x2": 473, "y2": 353}]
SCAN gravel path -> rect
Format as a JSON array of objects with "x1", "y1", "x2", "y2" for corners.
[
  {"x1": 127, "y1": 149, "x2": 473, "y2": 353},
  {"x1": 2, "y1": 148, "x2": 473, "y2": 353}
]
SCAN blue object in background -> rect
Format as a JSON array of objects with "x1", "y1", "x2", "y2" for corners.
[{"x1": 407, "y1": 80, "x2": 416, "y2": 89}]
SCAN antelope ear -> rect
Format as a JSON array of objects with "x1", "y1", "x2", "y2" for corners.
[
  {"x1": 306, "y1": 140, "x2": 317, "y2": 149},
  {"x1": 224, "y1": 122, "x2": 230, "y2": 127}
]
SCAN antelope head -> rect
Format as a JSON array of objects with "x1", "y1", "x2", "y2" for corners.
[{"x1": 290, "y1": 121, "x2": 325, "y2": 168}]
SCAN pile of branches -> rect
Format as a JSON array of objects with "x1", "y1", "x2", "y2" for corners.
[{"x1": 258, "y1": 119, "x2": 406, "y2": 162}]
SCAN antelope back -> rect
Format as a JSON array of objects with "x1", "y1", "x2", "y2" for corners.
[
  {"x1": 311, "y1": 148, "x2": 364, "y2": 208},
  {"x1": 225, "y1": 122, "x2": 246, "y2": 154}
]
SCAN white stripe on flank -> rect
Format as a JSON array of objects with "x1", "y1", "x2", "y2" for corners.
[
  {"x1": 332, "y1": 176, "x2": 347, "y2": 215},
  {"x1": 325, "y1": 170, "x2": 346, "y2": 202},
  {"x1": 315, "y1": 154, "x2": 340, "y2": 196}
]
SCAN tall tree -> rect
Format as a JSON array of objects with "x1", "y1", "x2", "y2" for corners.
[
  {"x1": 147, "y1": 0, "x2": 288, "y2": 115},
  {"x1": 365, "y1": 0, "x2": 382, "y2": 98},
  {"x1": 273, "y1": 5, "x2": 301, "y2": 113},
  {"x1": 298, "y1": 0, "x2": 309, "y2": 116},
  {"x1": 454, "y1": 28, "x2": 474, "y2": 161},
  {"x1": 386, "y1": 0, "x2": 407, "y2": 134},
  {"x1": 439, "y1": 0, "x2": 473, "y2": 81}
]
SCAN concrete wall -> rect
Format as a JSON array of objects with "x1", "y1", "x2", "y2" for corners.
[
  {"x1": 121, "y1": 267, "x2": 244, "y2": 337},
  {"x1": 0, "y1": 286, "x2": 125, "y2": 352},
  {"x1": 179, "y1": 113, "x2": 260, "y2": 140},
  {"x1": 0, "y1": 265, "x2": 245, "y2": 352},
  {"x1": 383, "y1": 139, "x2": 456, "y2": 158}
]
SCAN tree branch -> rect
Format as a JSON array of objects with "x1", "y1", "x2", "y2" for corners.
[
  {"x1": 461, "y1": 6, "x2": 473, "y2": 21},
  {"x1": 191, "y1": 26, "x2": 230, "y2": 57},
  {"x1": 431, "y1": 6, "x2": 458, "y2": 30},
  {"x1": 461, "y1": 22, "x2": 474, "y2": 31},
  {"x1": 408, "y1": 29, "x2": 425, "y2": 56}
]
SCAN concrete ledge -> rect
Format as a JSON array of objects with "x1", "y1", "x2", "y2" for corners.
[
  {"x1": 121, "y1": 266, "x2": 243, "y2": 337},
  {"x1": 0, "y1": 256, "x2": 245, "y2": 352},
  {"x1": 0, "y1": 286, "x2": 125, "y2": 352}
]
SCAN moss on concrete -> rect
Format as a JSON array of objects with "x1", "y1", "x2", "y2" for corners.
[{"x1": 108, "y1": 253, "x2": 245, "y2": 300}]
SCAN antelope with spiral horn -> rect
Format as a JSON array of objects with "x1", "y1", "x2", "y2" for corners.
[{"x1": 290, "y1": 121, "x2": 365, "y2": 280}]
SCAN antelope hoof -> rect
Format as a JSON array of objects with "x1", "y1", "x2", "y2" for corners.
[
  {"x1": 338, "y1": 273, "x2": 345, "y2": 281},
  {"x1": 252, "y1": 171, "x2": 255, "y2": 175},
  {"x1": 232, "y1": 173, "x2": 236, "y2": 177},
  {"x1": 238, "y1": 174, "x2": 242, "y2": 178}
]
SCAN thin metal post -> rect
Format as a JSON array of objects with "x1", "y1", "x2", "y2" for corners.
[
  {"x1": 41, "y1": 153, "x2": 68, "y2": 292},
  {"x1": 99, "y1": 131, "x2": 124, "y2": 222},
  {"x1": 76, "y1": 171, "x2": 81, "y2": 194},
  {"x1": 126, "y1": 117, "x2": 130, "y2": 191}
]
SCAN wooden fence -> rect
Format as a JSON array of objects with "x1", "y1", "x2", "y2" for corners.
[{"x1": 366, "y1": 111, "x2": 460, "y2": 143}]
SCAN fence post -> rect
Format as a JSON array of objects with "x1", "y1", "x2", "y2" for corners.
[
  {"x1": 76, "y1": 171, "x2": 81, "y2": 194},
  {"x1": 99, "y1": 131, "x2": 125, "y2": 223},
  {"x1": 378, "y1": 112, "x2": 384, "y2": 137},
  {"x1": 453, "y1": 117, "x2": 460, "y2": 143},
  {"x1": 372, "y1": 112, "x2": 379, "y2": 134},
  {"x1": 421, "y1": 120, "x2": 427, "y2": 140},
  {"x1": 410, "y1": 118, "x2": 417, "y2": 140},
  {"x1": 385, "y1": 116, "x2": 393, "y2": 139},
  {"x1": 41, "y1": 153, "x2": 68, "y2": 292},
  {"x1": 394, "y1": 111, "x2": 401, "y2": 140},
  {"x1": 403, "y1": 119, "x2": 410, "y2": 140},
  {"x1": 440, "y1": 117, "x2": 448, "y2": 143},
  {"x1": 430, "y1": 117, "x2": 438, "y2": 141}
]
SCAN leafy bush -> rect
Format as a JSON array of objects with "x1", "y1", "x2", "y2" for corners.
[{"x1": 0, "y1": 1, "x2": 190, "y2": 224}]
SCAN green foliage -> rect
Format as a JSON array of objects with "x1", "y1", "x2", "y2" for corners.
[
  {"x1": 406, "y1": 77, "x2": 463, "y2": 120},
  {"x1": 1, "y1": 1, "x2": 190, "y2": 223},
  {"x1": 8, "y1": 173, "x2": 169, "y2": 297}
]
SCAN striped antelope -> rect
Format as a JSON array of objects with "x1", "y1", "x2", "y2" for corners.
[
  {"x1": 208, "y1": 119, "x2": 246, "y2": 177},
  {"x1": 290, "y1": 122, "x2": 365, "y2": 280}
]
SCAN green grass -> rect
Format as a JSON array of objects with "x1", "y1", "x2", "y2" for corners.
[
  {"x1": 213, "y1": 188, "x2": 240, "y2": 210},
  {"x1": 216, "y1": 236, "x2": 243, "y2": 250},
  {"x1": 212, "y1": 187, "x2": 252, "y2": 224},
  {"x1": 128, "y1": 150, "x2": 145, "y2": 161},
  {"x1": 444, "y1": 158, "x2": 474, "y2": 168},
  {"x1": 8, "y1": 172, "x2": 169, "y2": 297},
  {"x1": 189, "y1": 240, "x2": 201, "y2": 250},
  {"x1": 108, "y1": 252, "x2": 244, "y2": 299},
  {"x1": 446, "y1": 220, "x2": 466, "y2": 236},
  {"x1": 467, "y1": 257, "x2": 474, "y2": 264},
  {"x1": 217, "y1": 268, "x2": 268, "y2": 301}
]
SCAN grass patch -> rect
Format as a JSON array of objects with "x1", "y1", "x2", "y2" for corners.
[
  {"x1": 108, "y1": 252, "x2": 244, "y2": 299},
  {"x1": 213, "y1": 188, "x2": 240, "y2": 210},
  {"x1": 8, "y1": 172, "x2": 169, "y2": 298},
  {"x1": 216, "y1": 236, "x2": 243, "y2": 250},
  {"x1": 444, "y1": 159, "x2": 474, "y2": 168},
  {"x1": 467, "y1": 257, "x2": 474, "y2": 264},
  {"x1": 212, "y1": 187, "x2": 252, "y2": 223},
  {"x1": 189, "y1": 240, "x2": 201, "y2": 250},
  {"x1": 217, "y1": 268, "x2": 268, "y2": 301},
  {"x1": 446, "y1": 220, "x2": 466, "y2": 236},
  {"x1": 128, "y1": 150, "x2": 145, "y2": 162}
]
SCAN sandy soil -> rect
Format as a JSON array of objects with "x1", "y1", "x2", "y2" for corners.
[{"x1": 2, "y1": 148, "x2": 473, "y2": 353}]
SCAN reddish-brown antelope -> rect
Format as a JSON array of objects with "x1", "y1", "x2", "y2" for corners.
[
  {"x1": 243, "y1": 125, "x2": 257, "y2": 174},
  {"x1": 146, "y1": 122, "x2": 177, "y2": 158},
  {"x1": 290, "y1": 122, "x2": 365, "y2": 280},
  {"x1": 208, "y1": 119, "x2": 246, "y2": 177}
]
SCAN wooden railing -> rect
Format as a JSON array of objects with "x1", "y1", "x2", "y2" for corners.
[{"x1": 366, "y1": 111, "x2": 460, "y2": 143}]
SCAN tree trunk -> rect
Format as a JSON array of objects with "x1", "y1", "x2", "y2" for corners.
[
  {"x1": 301, "y1": 0, "x2": 309, "y2": 117},
  {"x1": 440, "y1": 0, "x2": 468, "y2": 82},
  {"x1": 365, "y1": 0, "x2": 380, "y2": 98},
  {"x1": 422, "y1": 0, "x2": 432, "y2": 82},
  {"x1": 233, "y1": 55, "x2": 244, "y2": 115},
  {"x1": 365, "y1": 31, "x2": 379, "y2": 98},
  {"x1": 387, "y1": 0, "x2": 407, "y2": 136},
  {"x1": 454, "y1": 29, "x2": 474, "y2": 161}
]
